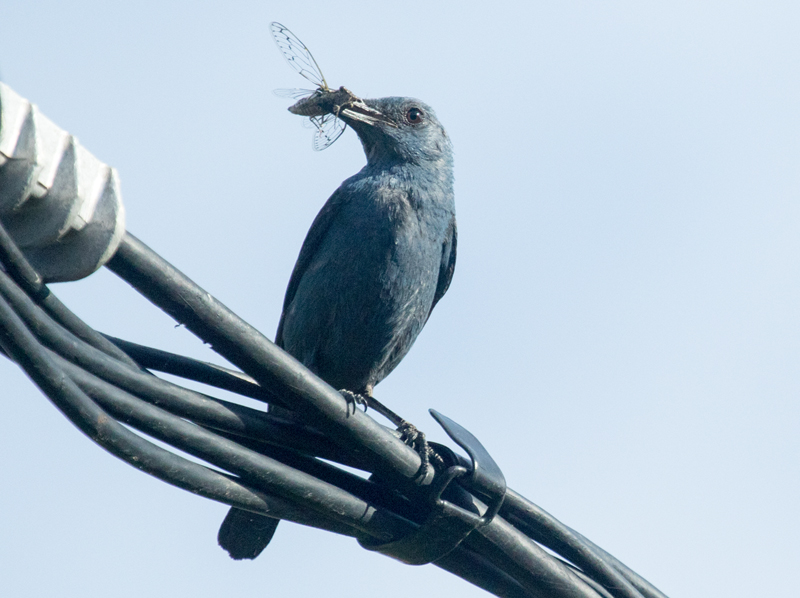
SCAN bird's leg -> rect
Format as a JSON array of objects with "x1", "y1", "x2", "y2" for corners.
[{"x1": 347, "y1": 391, "x2": 442, "y2": 471}]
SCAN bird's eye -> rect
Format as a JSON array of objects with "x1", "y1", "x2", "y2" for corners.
[{"x1": 406, "y1": 107, "x2": 424, "y2": 124}]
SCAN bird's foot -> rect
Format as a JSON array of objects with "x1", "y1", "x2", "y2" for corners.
[
  {"x1": 398, "y1": 421, "x2": 445, "y2": 471},
  {"x1": 339, "y1": 389, "x2": 369, "y2": 415},
  {"x1": 340, "y1": 391, "x2": 444, "y2": 471}
]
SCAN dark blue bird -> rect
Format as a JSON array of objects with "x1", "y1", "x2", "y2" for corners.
[{"x1": 218, "y1": 96, "x2": 456, "y2": 559}]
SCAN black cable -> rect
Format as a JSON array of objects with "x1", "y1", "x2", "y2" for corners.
[
  {"x1": 0, "y1": 219, "x2": 139, "y2": 367},
  {"x1": 465, "y1": 512, "x2": 605, "y2": 598},
  {"x1": 0, "y1": 288, "x2": 333, "y2": 530},
  {"x1": 104, "y1": 334, "x2": 274, "y2": 402},
  {"x1": 435, "y1": 545, "x2": 538, "y2": 598},
  {"x1": 502, "y1": 491, "x2": 663, "y2": 598},
  {"x1": 50, "y1": 350, "x2": 413, "y2": 543},
  {"x1": 0, "y1": 267, "x2": 364, "y2": 468}
]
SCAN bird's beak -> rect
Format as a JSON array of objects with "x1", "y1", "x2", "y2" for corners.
[{"x1": 339, "y1": 100, "x2": 397, "y2": 128}]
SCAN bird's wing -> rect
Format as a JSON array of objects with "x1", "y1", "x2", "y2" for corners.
[
  {"x1": 429, "y1": 217, "x2": 457, "y2": 317},
  {"x1": 275, "y1": 188, "x2": 348, "y2": 347}
]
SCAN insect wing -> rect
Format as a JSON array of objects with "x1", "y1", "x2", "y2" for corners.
[
  {"x1": 270, "y1": 22, "x2": 328, "y2": 90},
  {"x1": 310, "y1": 113, "x2": 346, "y2": 151},
  {"x1": 273, "y1": 88, "x2": 316, "y2": 100}
]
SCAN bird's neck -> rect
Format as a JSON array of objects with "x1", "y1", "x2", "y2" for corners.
[{"x1": 364, "y1": 156, "x2": 453, "y2": 193}]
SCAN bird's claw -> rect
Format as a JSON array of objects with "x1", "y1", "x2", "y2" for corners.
[
  {"x1": 398, "y1": 422, "x2": 444, "y2": 471},
  {"x1": 339, "y1": 389, "x2": 369, "y2": 415}
]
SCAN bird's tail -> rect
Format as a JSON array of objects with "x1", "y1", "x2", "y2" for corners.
[{"x1": 217, "y1": 507, "x2": 280, "y2": 560}]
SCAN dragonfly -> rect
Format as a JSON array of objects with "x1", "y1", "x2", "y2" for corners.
[{"x1": 270, "y1": 22, "x2": 360, "y2": 151}]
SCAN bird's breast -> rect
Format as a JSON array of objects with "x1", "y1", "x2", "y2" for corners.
[{"x1": 279, "y1": 170, "x2": 454, "y2": 391}]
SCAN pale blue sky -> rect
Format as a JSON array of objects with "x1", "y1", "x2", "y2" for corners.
[{"x1": 2, "y1": 2, "x2": 799, "y2": 597}]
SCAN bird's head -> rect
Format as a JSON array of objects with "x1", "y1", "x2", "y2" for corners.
[{"x1": 338, "y1": 97, "x2": 452, "y2": 167}]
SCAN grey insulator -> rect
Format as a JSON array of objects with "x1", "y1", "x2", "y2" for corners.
[{"x1": 0, "y1": 82, "x2": 125, "y2": 282}]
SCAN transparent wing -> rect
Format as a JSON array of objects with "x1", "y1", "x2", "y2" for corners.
[
  {"x1": 270, "y1": 22, "x2": 328, "y2": 90},
  {"x1": 273, "y1": 88, "x2": 316, "y2": 100},
  {"x1": 310, "y1": 113, "x2": 346, "y2": 151}
]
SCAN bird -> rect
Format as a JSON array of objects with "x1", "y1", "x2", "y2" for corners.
[{"x1": 218, "y1": 95, "x2": 456, "y2": 560}]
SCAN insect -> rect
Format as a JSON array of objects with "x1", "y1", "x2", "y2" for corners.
[{"x1": 270, "y1": 22, "x2": 357, "y2": 151}]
